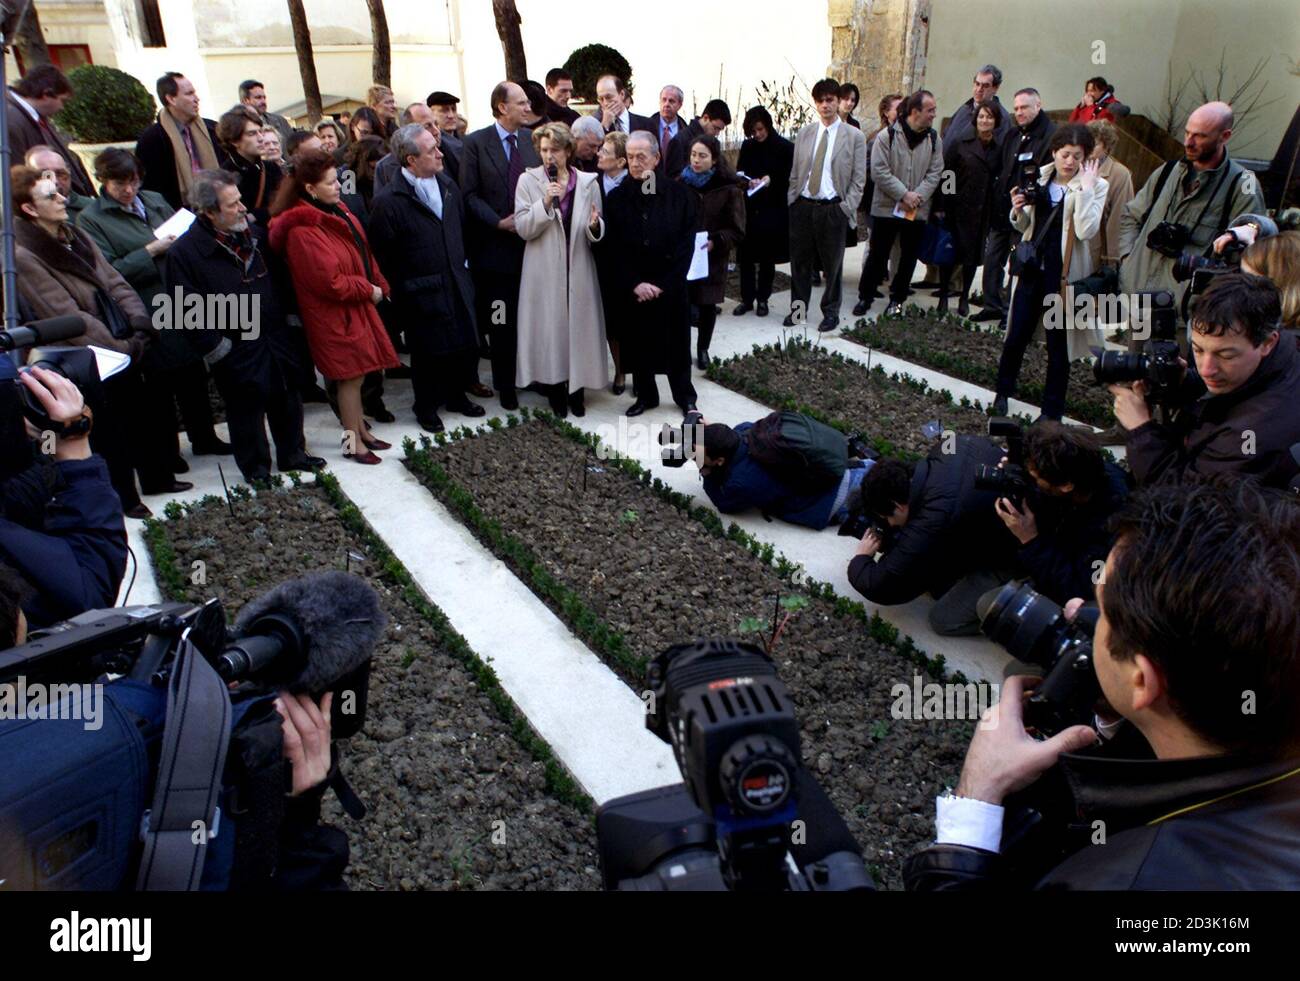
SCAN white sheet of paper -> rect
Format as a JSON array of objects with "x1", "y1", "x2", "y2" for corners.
[
  {"x1": 154, "y1": 208, "x2": 196, "y2": 240},
  {"x1": 89, "y1": 345, "x2": 131, "y2": 380},
  {"x1": 686, "y1": 231, "x2": 710, "y2": 281},
  {"x1": 746, "y1": 175, "x2": 771, "y2": 198}
]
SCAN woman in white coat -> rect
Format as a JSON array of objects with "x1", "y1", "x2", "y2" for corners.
[
  {"x1": 515, "y1": 121, "x2": 608, "y2": 417},
  {"x1": 993, "y1": 123, "x2": 1108, "y2": 420}
]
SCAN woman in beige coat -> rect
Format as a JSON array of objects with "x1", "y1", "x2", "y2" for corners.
[
  {"x1": 994, "y1": 124, "x2": 1108, "y2": 420},
  {"x1": 514, "y1": 122, "x2": 608, "y2": 417}
]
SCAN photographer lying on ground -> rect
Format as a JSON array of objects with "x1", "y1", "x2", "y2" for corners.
[
  {"x1": 687, "y1": 411, "x2": 875, "y2": 530},
  {"x1": 846, "y1": 432, "x2": 1018, "y2": 633},
  {"x1": 1110, "y1": 271, "x2": 1300, "y2": 487},
  {"x1": 0, "y1": 361, "x2": 127, "y2": 629},
  {"x1": 906, "y1": 478, "x2": 1300, "y2": 890}
]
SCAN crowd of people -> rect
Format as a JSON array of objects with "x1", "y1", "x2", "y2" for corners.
[{"x1": 3, "y1": 54, "x2": 1299, "y2": 893}]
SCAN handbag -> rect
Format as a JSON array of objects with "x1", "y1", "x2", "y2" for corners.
[
  {"x1": 1008, "y1": 190, "x2": 1064, "y2": 279},
  {"x1": 93, "y1": 286, "x2": 134, "y2": 340},
  {"x1": 918, "y1": 222, "x2": 956, "y2": 266}
]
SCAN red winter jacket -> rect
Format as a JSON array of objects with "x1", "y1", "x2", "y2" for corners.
[
  {"x1": 1068, "y1": 92, "x2": 1120, "y2": 124},
  {"x1": 268, "y1": 199, "x2": 397, "y2": 380}
]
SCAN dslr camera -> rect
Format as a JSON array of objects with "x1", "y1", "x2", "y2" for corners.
[
  {"x1": 1092, "y1": 289, "x2": 1183, "y2": 404},
  {"x1": 596, "y1": 639, "x2": 873, "y2": 891},
  {"x1": 659, "y1": 409, "x2": 705, "y2": 468},
  {"x1": 1014, "y1": 137, "x2": 1042, "y2": 207},
  {"x1": 974, "y1": 417, "x2": 1032, "y2": 508},
  {"x1": 1145, "y1": 220, "x2": 1192, "y2": 259},
  {"x1": 978, "y1": 581, "x2": 1101, "y2": 735}
]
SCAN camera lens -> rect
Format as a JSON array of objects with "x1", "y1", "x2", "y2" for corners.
[
  {"x1": 1092, "y1": 350, "x2": 1148, "y2": 385},
  {"x1": 978, "y1": 582, "x2": 1068, "y2": 668}
]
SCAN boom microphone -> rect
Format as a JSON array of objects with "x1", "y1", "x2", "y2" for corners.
[
  {"x1": 224, "y1": 571, "x2": 386, "y2": 692},
  {"x1": 0, "y1": 315, "x2": 86, "y2": 351}
]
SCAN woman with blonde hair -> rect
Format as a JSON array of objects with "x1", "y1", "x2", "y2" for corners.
[
  {"x1": 514, "y1": 121, "x2": 607, "y2": 417},
  {"x1": 1242, "y1": 230, "x2": 1300, "y2": 331}
]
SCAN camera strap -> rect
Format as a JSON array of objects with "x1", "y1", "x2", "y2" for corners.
[
  {"x1": 1154, "y1": 157, "x2": 1233, "y2": 234},
  {"x1": 135, "y1": 634, "x2": 232, "y2": 891}
]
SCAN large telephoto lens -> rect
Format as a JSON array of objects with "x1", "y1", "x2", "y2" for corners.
[{"x1": 1092, "y1": 350, "x2": 1148, "y2": 386}]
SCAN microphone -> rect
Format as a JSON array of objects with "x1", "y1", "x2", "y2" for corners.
[
  {"x1": 0, "y1": 316, "x2": 86, "y2": 352},
  {"x1": 547, "y1": 164, "x2": 558, "y2": 181},
  {"x1": 225, "y1": 571, "x2": 387, "y2": 692}
]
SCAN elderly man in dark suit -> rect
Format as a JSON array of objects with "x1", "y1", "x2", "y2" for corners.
[
  {"x1": 593, "y1": 74, "x2": 654, "y2": 137},
  {"x1": 426, "y1": 91, "x2": 465, "y2": 183},
  {"x1": 135, "y1": 72, "x2": 222, "y2": 210},
  {"x1": 373, "y1": 102, "x2": 447, "y2": 195},
  {"x1": 461, "y1": 81, "x2": 540, "y2": 410},
  {"x1": 785, "y1": 77, "x2": 868, "y2": 332},
  {"x1": 370, "y1": 124, "x2": 485, "y2": 433},
  {"x1": 596, "y1": 131, "x2": 699, "y2": 417},
  {"x1": 6, "y1": 65, "x2": 94, "y2": 197}
]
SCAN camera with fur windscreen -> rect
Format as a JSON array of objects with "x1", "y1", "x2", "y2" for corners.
[{"x1": 596, "y1": 638, "x2": 873, "y2": 891}]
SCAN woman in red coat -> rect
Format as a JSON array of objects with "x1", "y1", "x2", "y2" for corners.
[{"x1": 269, "y1": 148, "x2": 398, "y2": 464}]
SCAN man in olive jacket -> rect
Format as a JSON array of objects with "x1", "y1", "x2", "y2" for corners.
[{"x1": 1118, "y1": 101, "x2": 1265, "y2": 323}]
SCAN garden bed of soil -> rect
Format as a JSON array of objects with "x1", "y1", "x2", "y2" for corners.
[
  {"x1": 706, "y1": 337, "x2": 999, "y2": 460},
  {"x1": 144, "y1": 477, "x2": 600, "y2": 891},
  {"x1": 844, "y1": 305, "x2": 1114, "y2": 427},
  {"x1": 404, "y1": 416, "x2": 977, "y2": 888}
]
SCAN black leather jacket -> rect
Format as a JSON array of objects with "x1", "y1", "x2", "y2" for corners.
[{"x1": 906, "y1": 730, "x2": 1300, "y2": 890}]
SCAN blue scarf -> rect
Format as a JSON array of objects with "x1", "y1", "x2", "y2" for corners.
[{"x1": 679, "y1": 166, "x2": 714, "y2": 188}]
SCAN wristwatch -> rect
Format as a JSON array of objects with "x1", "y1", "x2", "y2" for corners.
[{"x1": 57, "y1": 406, "x2": 93, "y2": 440}]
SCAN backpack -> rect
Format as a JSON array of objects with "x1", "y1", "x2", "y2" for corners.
[{"x1": 745, "y1": 411, "x2": 848, "y2": 493}]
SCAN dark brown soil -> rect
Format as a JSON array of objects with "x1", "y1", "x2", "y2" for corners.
[
  {"x1": 844, "y1": 306, "x2": 1114, "y2": 427},
  {"x1": 151, "y1": 484, "x2": 600, "y2": 891},
  {"x1": 406, "y1": 420, "x2": 975, "y2": 888},
  {"x1": 707, "y1": 337, "x2": 997, "y2": 459},
  {"x1": 724, "y1": 264, "x2": 793, "y2": 302}
]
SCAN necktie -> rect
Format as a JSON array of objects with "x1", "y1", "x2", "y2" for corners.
[
  {"x1": 660, "y1": 122, "x2": 671, "y2": 160},
  {"x1": 38, "y1": 117, "x2": 59, "y2": 146},
  {"x1": 506, "y1": 132, "x2": 524, "y2": 198},
  {"x1": 614, "y1": 115, "x2": 623, "y2": 133},
  {"x1": 808, "y1": 128, "x2": 829, "y2": 197},
  {"x1": 180, "y1": 126, "x2": 201, "y2": 175}
]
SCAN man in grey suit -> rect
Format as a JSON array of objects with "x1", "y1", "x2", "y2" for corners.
[
  {"x1": 460, "y1": 81, "x2": 541, "y2": 410},
  {"x1": 6, "y1": 65, "x2": 94, "y2": 197},
  {"x1": 785, "y1": 78, "x2": 868, "y2": 331}
]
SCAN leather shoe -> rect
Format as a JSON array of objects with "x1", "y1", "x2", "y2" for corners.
[
  {"x1": 625, "y1": 400, "x2": 657, "y2": 417},
  {"x1": 279, "y1": 455, "x2": 326, "y2": 471},
  {"x1": 782, "y1": 314, "x2": 799, "y2": 327},
  {"x1": 367, "y1": 407, "x2": 397, "y2": 423},
  {"x1": 682, "y1": 403, "x2": 699, "y2": 418},
  {"x1": 817, "y1": 316, "x2": 839, "y2": 333},
  {"x1": 610, "y1": 380, "x2": 626, "y2": 396},
  {"x1": 499, "y1": 391, "x2": 519, "y2": 411},
  {"x1": 971, "y1": 309, "x2": 1003, "y2": 322},
  {"x1": 852, "y1": 300, "x2": 870, "y2": 317},
  {"x1": 732, "y1": 302, "x2": 753, "y2": 316},
  {"x1": 467, "y1": 382, "x2": 494, "y2": 398},
  {"x1": 172, "y1": 455, "x2": 189, "y2": 474},
  {"x1": 418, "y1": 415, "x2": 445, "y2": 433},
  {"x1": 191, "y1": 438, "x2": 232, "y2": 456},
  {"x1": 448, "y1": 400, "x2": 486, "y2": 417},
  {"x1": 124, "y1": 503, "x2": 153, "y2": 520},
  {"x1": 344, "y1": 449, "x2": 382, "y2": 465},
  {"x1": 142, "y1": 480, "x2": 193, "y2": 495},
  {"x1": 991, "y1": 395, "x2": 1009, "y2": 416},
  {"x1": 756, "y1": 302, "x2": 769, "y2": 317}
]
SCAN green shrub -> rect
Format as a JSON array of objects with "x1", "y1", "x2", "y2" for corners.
[
  {"x1": 55, "y1": 65, "x2": 156, "y2": 144},
  {"x1": 562, "y1": 43, "x2": 633, "y2": 102}
]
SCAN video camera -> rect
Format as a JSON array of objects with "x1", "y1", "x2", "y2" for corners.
[
  {"x1": 1092, "y1": 289, "x2": 1183, "y2": 405},
  {"x1": 1, "y1": 316, "x2": 94, "y2": 473},
  {"x1": 595, "y1": 639, "x2": 873, "y2": 891},
  {"x1": 974, "y1": 416, "x2": 1031, "y2": 508},
  {"x1": 659, "y1": 409, "x2": 705, "y2": 468},
  {"x1": 0, "y1": 571, "x2": 383, "y2": 890},
  {"x1": 977, "y1": 581, "x2": 1101, "y2": 736}
]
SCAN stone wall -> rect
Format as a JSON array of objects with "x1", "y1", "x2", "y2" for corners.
[{"x1": 828, "y1": 0, "x2": 931, "y2": 114}]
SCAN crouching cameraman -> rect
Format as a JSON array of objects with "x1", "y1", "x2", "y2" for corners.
[
  {"x1": 906, "y1": 478, "x2": 1300, "y2": 890},
  {"x1": 689, "y1": 411, "x2": 874, "y2": 530},
  {"x1": 1111, "y1": 272, "x2": 1300, "y2": 487},
  {"x1": 847, "y1": 433, "x2": 1019, "y2": 634},
  {"x1": 991, "y1": 421, "x2": 1130, "y2": 607},
  {"x1": 0, "y1": 360, "x2": 126, "y2": 629}
]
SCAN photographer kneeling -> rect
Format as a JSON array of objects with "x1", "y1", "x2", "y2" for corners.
[
  {"x1": 1111, "y1": 271, "x2": 1300, "y2": 487},
  {"x1": 991, "y1": 421, "x2": 1130, "y2": 607},
  {"x1": 906, "y1": 478, "x2": 1300, "y2": 889},
  {"x1": 691, "y1": 412, "x2": 874, "y2": 530},
  {"x1": 847, "y1": 433, "x2": 1019, "y2": 634},
  {"x1": 0, "y1": 361, "x2": 127, "y2": 630}
]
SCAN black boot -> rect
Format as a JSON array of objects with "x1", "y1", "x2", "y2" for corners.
[
  {"x1": 568, "y1": 388, "x2": 585, "y2": 417},
  {"x1": 696, "y1": 322, "x2": 715, "y2": 371},
  {"x1": 937, "y1": 293, "x2": 950, "y2": 314}
]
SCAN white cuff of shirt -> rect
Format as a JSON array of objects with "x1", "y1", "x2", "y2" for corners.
[{"x1": 935, "y1": 794, "x2": 1005, "y2": 853}]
